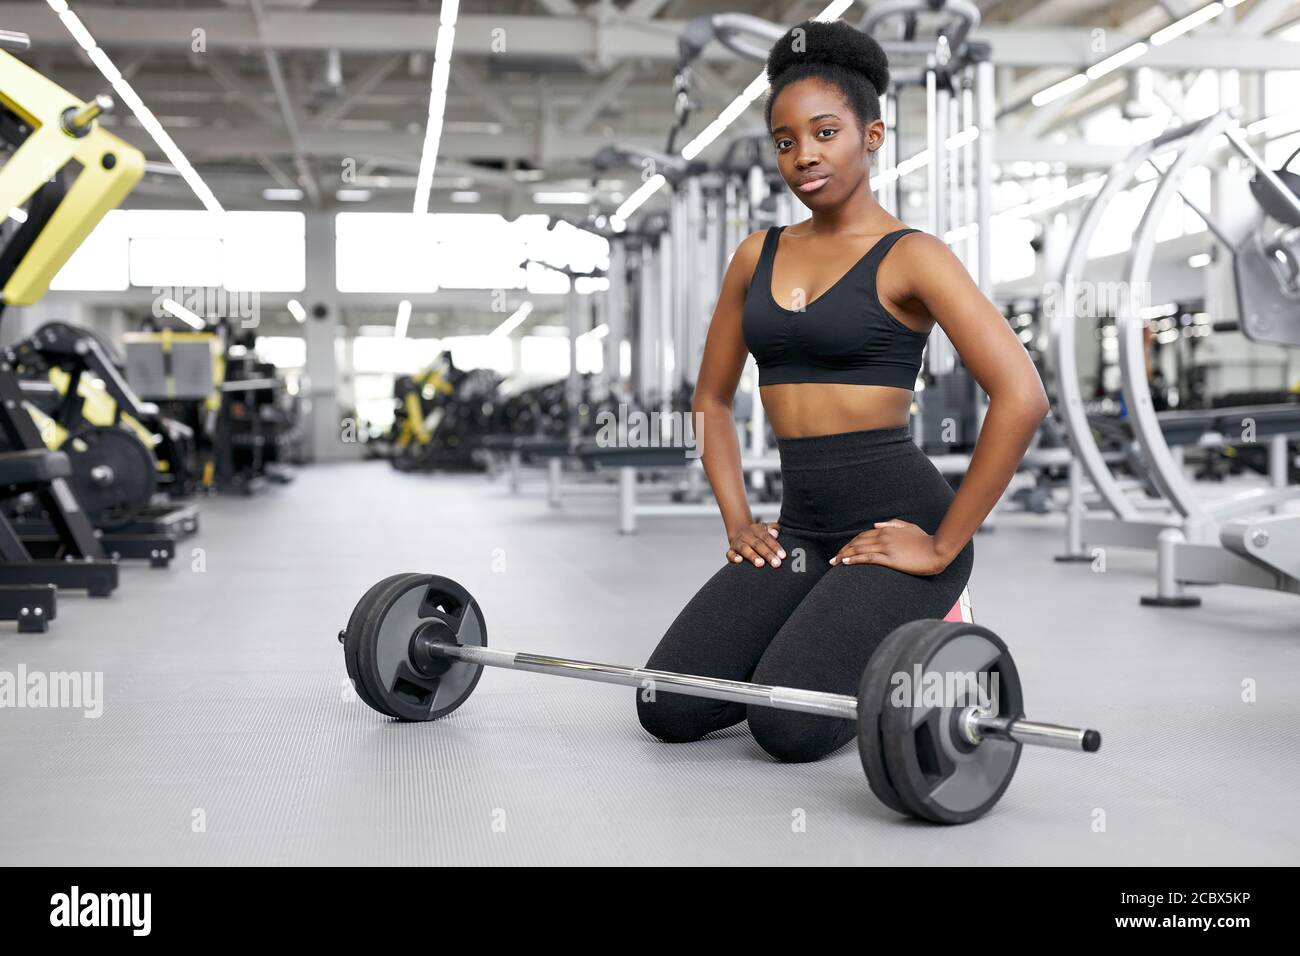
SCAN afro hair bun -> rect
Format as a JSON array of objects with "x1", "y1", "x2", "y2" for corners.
[{"x1": 765, "y1": 18, "x2": 890, "y2": 97}]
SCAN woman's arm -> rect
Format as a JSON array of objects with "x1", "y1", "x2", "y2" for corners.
[
  {"x1": 903, "y1": 233, "x2": 1049, "y2": 565},
  {"x1": 834, "y1": 233, "x2": 1048, "y2": 573},
  {"x1": 692, "y1": 231, "x2": 769, "y2": 540}
]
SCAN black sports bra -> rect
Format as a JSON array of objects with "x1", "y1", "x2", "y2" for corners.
[{"x1": 741, "y1": 225, "x2": 928, "y2": 389}]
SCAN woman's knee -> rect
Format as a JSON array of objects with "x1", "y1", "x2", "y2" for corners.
[
  {"x1": 746, "y1": 706, "x2": 853, "y2": 763},
  {"x1": 635, "y1": 689, "x2": 742, "y2": 744}
]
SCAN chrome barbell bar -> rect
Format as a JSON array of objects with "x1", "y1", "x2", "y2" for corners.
[{"x1": 425, "y1": 643, "x2": 1101, "y2": 752}]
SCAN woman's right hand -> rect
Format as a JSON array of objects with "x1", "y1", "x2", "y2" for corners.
[{"x1": 727, "y1": 521, "x2": 785, "y2": 568}]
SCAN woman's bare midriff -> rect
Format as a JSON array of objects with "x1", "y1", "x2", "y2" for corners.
[{"x1": 759, "y1": 382, "x2": 913, "y2": 438}]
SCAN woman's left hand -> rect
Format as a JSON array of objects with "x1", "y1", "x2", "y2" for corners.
[{"x1": 829, "y1": 519, "x2": 950, "y2": 576}]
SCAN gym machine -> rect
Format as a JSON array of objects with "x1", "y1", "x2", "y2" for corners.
[
  {"x1": 341, "y1": 573, "x2": 1100, "y2": 826},
  {"x1": 127, "y1": 321, "x2": 300, "y2": 496},
  {"x1": 0, "y1": 28, "x2": 146, "y2": 622},
  {"x1": 2, "y1": 320, "x2": 199, "y2": 565},
  {"x1": 1049, "y1": 110, "x2": 1300, "y2": 605}
]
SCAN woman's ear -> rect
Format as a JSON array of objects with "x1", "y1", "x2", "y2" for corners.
[{"x1": 864, "y1": 118, "x2": 886, "y2": 153}]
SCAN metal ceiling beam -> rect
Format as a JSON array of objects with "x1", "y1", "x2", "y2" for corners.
[
  {"x1": 563, "y1": 59, "x2": 638, "y2": 133},
  {"x1": 992, "y1": 0, "x2": 1116, "y2": 28},
  {"x1": 446, "y1": 60, "x2": 523, "y2": 129},
  {"x1": 106, "y1": 120, "x2": 1129, "y2": 170},
  {"x1": 42, "y1": 69, "x2": 692, "y2": 110},
  {"x1": 247, "y1": 0, "x2": 322, "y2": 206},
  {"x1": 985, "y1": 27, "x2": 1300, "y2": 72},
  {"x1": 533, "y1": 0, "x2": 582, "y2": 15},
  {"x1": 1240, "y1": 0, "x2": 1300, "y2": 34},
  {"x1": 195, "y1": 56, "x2": 282, "y2": 125},
  {"x1": 624, "y1": 0, "x2": 674, "y2": 17},
  {"x1": 255, "y1": 152, "x2": 298, "y2": 190},
  {"x1": 316, "y1": 54, "x2": 403, "y2": 128},
  {"x1": 3, "y1": 6, "x2": 1297, "y2": 70}
]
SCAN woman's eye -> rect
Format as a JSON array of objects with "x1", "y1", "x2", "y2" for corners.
[{"x1": 818, "y1": 128, "x2": 837, "y2": 138}]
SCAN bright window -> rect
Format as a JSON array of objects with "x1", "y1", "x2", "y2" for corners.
[
  {"x1": 51, "y1": 210, "x2": 305, "y2": 291},
  {"x1": 334, "y1": 213, "x2": 609, "y2": 294}
]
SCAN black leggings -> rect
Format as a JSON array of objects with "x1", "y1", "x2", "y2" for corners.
[{"x1": 636, "y1": 425, "x2": 974, "y2": 763}]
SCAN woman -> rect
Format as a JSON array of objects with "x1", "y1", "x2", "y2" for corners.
[{"x1": 634, "y1": 18, "x2": 1049, "y2": 764}]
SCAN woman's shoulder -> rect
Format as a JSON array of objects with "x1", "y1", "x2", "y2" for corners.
[{"x1": 730, "y1": 228, "x2": 773, "y2": 274}]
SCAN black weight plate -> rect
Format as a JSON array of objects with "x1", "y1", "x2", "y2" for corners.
[
  {"x1": 356, "y1": 574, "x2": 486, "y2": 721},
  {"x1": 343, "y1": 573, "x2": 417, "y2": 718},
  {"x1": 354, "y1": 573, "x2": 433, "y2": 719},
  {"x1": 857, "y1": 619, "x2": 946, "y2": 816},
  {"x1": 64, "y1": 425, "x2": 157, "y2": 529},
  {"x1": 881, "y1": 621, "x2": 1024, "y2": 825},
  {"x1": 354, "y1": 573, "x2": 487, "y2": 722}
]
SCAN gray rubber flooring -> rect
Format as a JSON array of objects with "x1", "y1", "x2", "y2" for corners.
[{"x1": 1, "y1": 461, "x2": 1296, "y2": 865}]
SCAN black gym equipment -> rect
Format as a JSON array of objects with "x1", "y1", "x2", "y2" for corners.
[
  {"x1": 0, "y1": 321, "x2": 201, "y2": 566},
  {"x1": 125, "y1": 321, "x2": 301, "y2": 497},
  {"x1": 5, "y1": 319, "x2": 201, "y2": 501},
  {"x1": 61, "y1": 425, "x2": 157, "y2": 529},
  {"x1": 0, "y1": 30, "x2": 146, "y2": 619},
  {"x1": 341, "y1": 574, "x2": 1101, "y2": 825}
]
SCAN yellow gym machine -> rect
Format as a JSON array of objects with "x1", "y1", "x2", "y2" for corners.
[{"x1": 0, "y1": 29, "x2": 145, "y2": 623}]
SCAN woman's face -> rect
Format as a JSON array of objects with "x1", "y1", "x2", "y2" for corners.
[{"x1": 769, "y1": 78, "x2": 884, "y2": 208}]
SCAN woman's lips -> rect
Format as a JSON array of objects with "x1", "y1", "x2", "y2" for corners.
[{"x1": 797, "y1": 175, "x2": 829, "y2": 193}]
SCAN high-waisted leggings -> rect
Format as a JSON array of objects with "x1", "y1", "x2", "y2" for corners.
[{"x1": 635, "y1": 425, "x2": 974, "y2": 763}]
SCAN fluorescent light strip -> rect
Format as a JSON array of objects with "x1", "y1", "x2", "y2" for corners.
[
  {"x1": 1032, "y1": 73, "x2": 1089, "y2": 107},
  {"x1": 1029, "y1": 1, "x2": 1229, "y2": 109},
  {"x1": 46, "y1": 1, "x2": 221, "y2": 212},
  {"x1": 577, "y1": 322, "x2": 610, "y2": 343},
  {"x1": 1085, "y1": 42, "x2": 1148, "y2": 80},
  {"x1": 58, "y1": 10, "x2": 94, "y2": 50},
  {"x1": 1150, "y1": 2, "x2": 1224, "y2": 46},
  {"x1": 997, "y1": 177, "x2": 1106, "y2": 220},
  {"x1": 945, "y1": 126, "x2": 980, "y2": 150},
  {"x1": 896, "y1": 149, "x2": 931, "y2": 176},
  {"x1": 534, "y1": 192, "x2": 592, "y2": 204},
  {"x1": 490, "y1": 301, "x2": 533, "y2": 337},
  {"x1": 287, "y1": 299, "x2": 307, "y2": 323},
  {"x1": 615, "y1": 174, "x2": 666, "y2": 222},
  {"x1": 871, "y1": 126, "x2": 977, "y2": 191},
  {"x1": 162, "y1": 298, "x2": 206, "y2": 331},
  {"x1": 681, "y1": 73, "x2": 768, "y2": 161},
  {"x1": 813, "y1": 0, "x2": 857, "y2": 19},
  {"x1": 394, "y1": 299, "x2": 412, "y2": 338},
  {"x1": 1245, "y1": 109, "x2": 1300, "y2": 138},
  {"x1": 413, "y1": 1, "x2": 459, "y2": 213}
]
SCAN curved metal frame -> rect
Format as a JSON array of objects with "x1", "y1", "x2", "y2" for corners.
[
  {"x1": 1049, "y1": 117, "x2": 1220, "y2": 524},
  {"x1": 709, "y1": 13, "x2": 784, "y2": 62},
  {"x1": 858, "y1": 0, "x2": 981, "y2": 54},
  {"x1": 1052, "y1": 111, "x2": 1300, "y2": 599},
  {"x1": 1115, "y1": 111, "x2": 1232, "y2": 533}
]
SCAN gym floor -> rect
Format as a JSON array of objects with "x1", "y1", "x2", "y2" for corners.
[{"x1": 1, "y1": 463, "x2": 1296, "y2": 865}]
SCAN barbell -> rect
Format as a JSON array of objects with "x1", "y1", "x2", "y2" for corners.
[{"x1": 340, "y1": 572, "x2": 1101, "y2": 825}]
